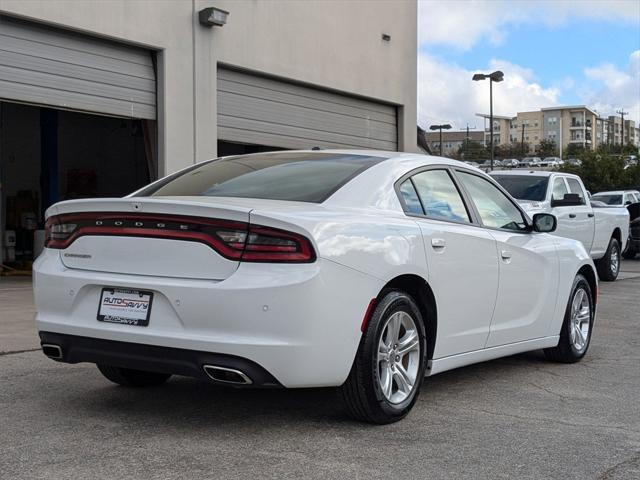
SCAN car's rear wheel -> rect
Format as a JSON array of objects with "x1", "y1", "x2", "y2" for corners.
[
  {"x1": 97, "y1": 364, "x2": 171, "y2": 387},
  {"x1": 544, "y1": 274, "x2": 594, "y2": 363},
  {"x1": 340, "y1": 290, "x2": 427, "y2": 424},
  {"x1": 596, "y1": 237, "x2": 620, "y2": 281}
]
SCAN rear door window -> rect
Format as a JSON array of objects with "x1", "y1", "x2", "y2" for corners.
[{"x1": 409, "y1": 170, "x2": 470, "y2": 223}]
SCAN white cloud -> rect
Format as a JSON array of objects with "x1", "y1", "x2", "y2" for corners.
[
  {"x1": 418, "y1": 54, "x2": 560, "y2": 129},
  {"x1": 419, "y1": 0, "x2": 640, "y2": 50},
  {"x1": 580, "y1": 50, "x2": 640, "y2": 123}
]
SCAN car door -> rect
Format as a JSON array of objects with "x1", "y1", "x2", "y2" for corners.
[
  {"x1": 453, "y1": 169, "x2": 560, "y2": 347},
  {"x1": 565, "y1": 177, "x2": 595, "y2": 252},
  {"x1": 397, "y1": 168, "x2": 499, "y2": 358}
]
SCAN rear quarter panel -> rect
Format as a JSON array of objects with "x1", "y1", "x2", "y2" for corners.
[{"x1": 549, "y1": 236, "x2": 597, "y2": 337}]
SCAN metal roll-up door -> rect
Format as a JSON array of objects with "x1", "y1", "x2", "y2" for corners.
[
  {"x1": 0, "y1": 16, "x2": 156, "y2": 119},
  {"x1": 217, "y1": 68, "x2": 397, "y2": 151}
]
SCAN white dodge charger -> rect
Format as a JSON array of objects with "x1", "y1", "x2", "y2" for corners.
[{"x1": 34, "y1": 150, "x2": 597, "y2": 424}]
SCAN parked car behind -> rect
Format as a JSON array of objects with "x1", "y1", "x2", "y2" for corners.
[
  {"x1": 541, "y1": 157, "x2": 562, "y2": 167},
  {"x1": 34, "y1": 151, "x2": 598, "y2": 424},
  {"x1": 491, "y1": 170, "x2": 629, "y2": 281},
  {"x1": 520, "y1": 157, "x2": 541, "y2": 168},
  {"x1": 502, "y1": 158, "x2": 519, "y2": 168},
  {"x1": 591, "y1": 190, "x2": 640, "y2": 206}
]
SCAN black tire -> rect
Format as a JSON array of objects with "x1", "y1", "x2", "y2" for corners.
[
  {"x1": 595, "y1": 237, "x2": 620, "y2": 281},
  {"x1": 544, "y1": 274, "x2": 594, "y2": 363},
  {"x1": 340, "y1": 290, "x2": 428, "y2": 424},
  {"x1": 97, "y1": 364, "x2": 171, "y2": 387}
]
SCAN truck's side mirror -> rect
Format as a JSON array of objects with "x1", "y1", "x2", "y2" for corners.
[
  {"x1": 551, "y1": 193, "x2": 583, "y2": 207},
  {"x1": 532, "y1": 213, "x2": 557, "y2": 233}
]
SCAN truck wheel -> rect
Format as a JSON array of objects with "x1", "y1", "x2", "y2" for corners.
[{"x1": 596, "y1": 237, "x2": 620, "y2": 281}]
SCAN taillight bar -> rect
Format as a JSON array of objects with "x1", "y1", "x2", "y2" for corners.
[{"x1": 44, "y1": 212, "x2": 316, "y2": 263}]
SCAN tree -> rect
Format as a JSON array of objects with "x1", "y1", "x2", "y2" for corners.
[
  {"x1": 535, "y1": 139, "x2": 558, "y2": 158},
  {"x1": 564, "y1": 143, "x2": 588, "y2": 159},
  {"x1": 559, "y1": 151, "x2": 628, "y2": 193},
  {"x1": 457, "y1": 141, "x2": 489, "y2": 160}
]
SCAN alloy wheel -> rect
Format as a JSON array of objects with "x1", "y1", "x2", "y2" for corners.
[
  {"x1": 377, "y1": 311, "x2": 421, "y2": 404},
  {"x1": 569, "y1": 287, "x2": 591, "y2": 352}
]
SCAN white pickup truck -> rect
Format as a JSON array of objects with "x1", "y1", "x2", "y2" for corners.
[{"x1": 491, "y1": 171, "x2": 630, "y2": 281}]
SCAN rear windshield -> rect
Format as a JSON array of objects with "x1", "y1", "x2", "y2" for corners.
[
  {"x1": 492, "y1": 175, "x2": 549, "y2": 201},
  {"x1": 592, "y1": 194, "x2": 623, "y2": 205},
  {"x1": 137, "y1": 153, "x2": 384, "y2": 203}
]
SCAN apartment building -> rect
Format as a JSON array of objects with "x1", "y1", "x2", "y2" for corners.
[
  {"x1": 511, "y1": 111, "x2": 544, "y2": 151},
  {"x1": 424, "y1": 130, "x2": 484, "y2": 156},
  {"x1": 476, "y1": 106, "x2": 625, "y2": 156},
  {"x1": 476, "y1": 114, "x2": 511, "y2": 148}
]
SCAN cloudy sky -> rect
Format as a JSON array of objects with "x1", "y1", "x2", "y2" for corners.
[{"x1": 417, "y1": 0, "x2": 640, "y2": 130}]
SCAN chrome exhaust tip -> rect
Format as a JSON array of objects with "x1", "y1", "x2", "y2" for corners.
[
  {"x1": 42, "y1": 344, "x2": 63, "y2": 360},
  {"x1": 203, "y1": 365, "x2": 253, "y2": 385}
]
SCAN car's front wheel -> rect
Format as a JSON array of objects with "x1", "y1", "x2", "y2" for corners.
[
  {"x1": 97, "y1": 365, "x2": 171, "y2": 387},
  {"x1": 544, "y1": 274, "x2": 594, "y2": 363},
  {"x1": 340, "y1": 290, "x2": 427, "y2": 424},
  {"x1": 596, "y1": 237, "x2": 620, "y2": 281}
]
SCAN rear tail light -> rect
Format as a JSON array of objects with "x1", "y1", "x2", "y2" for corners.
[{"x1": 45, "y1": 213, "x2": 315, "y2": 263}]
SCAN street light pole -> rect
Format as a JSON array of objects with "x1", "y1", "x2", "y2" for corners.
[
  {"x1": 429, "y1": 124, "x2": 452, "y2": 157},
  {"x1": 489, "y1": 79, "x2": 493, "y2": 170},
  {"x1": 472, "y1": 70, "x2": 504, "y2": 171}
]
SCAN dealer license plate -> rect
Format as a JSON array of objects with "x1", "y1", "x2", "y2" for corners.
[{"x1": 97, "y1": 288, "x2": 153, "y2": 326}]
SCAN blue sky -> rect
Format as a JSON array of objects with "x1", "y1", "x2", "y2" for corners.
[{"x1": 417, "y1": 0, "x2": 640, "y2": 129}]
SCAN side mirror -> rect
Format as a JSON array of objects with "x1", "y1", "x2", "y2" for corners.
[
  {"x1": 533, "y1": 213, "x2": 557, "y2": 233},
  {"x1": 625, "y1": 201, "x2": 632, "y2": 206},
  {"x1": 551, "y1": 193, "x2": 583, "y2": 207}
]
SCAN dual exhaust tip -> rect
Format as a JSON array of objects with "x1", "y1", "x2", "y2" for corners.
[
  {"x1": 203, "y1": 365, "x2": 253, "y2": 385},
  {"x1": 42, "y1": 344, "x2": 252, "y2": 386}
]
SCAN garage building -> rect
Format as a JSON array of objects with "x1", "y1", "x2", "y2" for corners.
[{"x1": 0, "y1": 0, "x2": 417, "y2": 270}]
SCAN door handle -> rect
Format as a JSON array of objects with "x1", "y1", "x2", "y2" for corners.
[
  {"x1": 431, "y1": 238, "x2": 446, "y2": 249},
  {"x1": 588, "y1": 213, "x2": 594, "y2": 218},
  {"x1": 501, "y1": 250, "x2": 512, "y2": 260},
  {"x1": 569, "y1": 214, "x2": 576, "y2": 218}
]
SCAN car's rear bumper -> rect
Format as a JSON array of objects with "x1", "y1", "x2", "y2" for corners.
[
  {"x1": 39, "y1": 331, "x2": 282, "y2": 387},
  {"x1": 33, "y1": 248, "x2": 383, "y2": 388}
]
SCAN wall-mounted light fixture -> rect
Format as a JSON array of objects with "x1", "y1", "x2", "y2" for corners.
[{"x1": 199, "y1": 7, "x2": 229, "y2": 27}]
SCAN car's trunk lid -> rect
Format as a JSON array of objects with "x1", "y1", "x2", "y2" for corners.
[{"x1": 49, "y1": 197, "x2": 251, "y2": 280}]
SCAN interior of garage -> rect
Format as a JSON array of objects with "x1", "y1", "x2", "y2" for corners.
[
  {"x1": 0, "y1": 101, "x2": 155, "y2": 272},
  {"x1": 0, "y1": 15, "x2": 158, "y2": 275}
]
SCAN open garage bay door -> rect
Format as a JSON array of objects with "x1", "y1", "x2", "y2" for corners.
[
  {"x1": 218, "y1": 68, "x2": 397, "y2": 151},
  {"x1": 0, "y1": 16, "x2": 156, "y2": 119}
]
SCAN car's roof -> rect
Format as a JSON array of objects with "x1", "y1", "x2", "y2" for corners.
[{"x1": 593, "y1": 191, "x2": 629, "y2": 195}]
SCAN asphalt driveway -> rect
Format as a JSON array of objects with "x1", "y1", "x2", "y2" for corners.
[{"x1": 0, "y1": 262, "x2": 639, "y2": 479}]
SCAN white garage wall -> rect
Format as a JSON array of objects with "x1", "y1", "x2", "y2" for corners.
[{"x1": 0, "y1": 0, "x2": 417, "y2": 176}]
